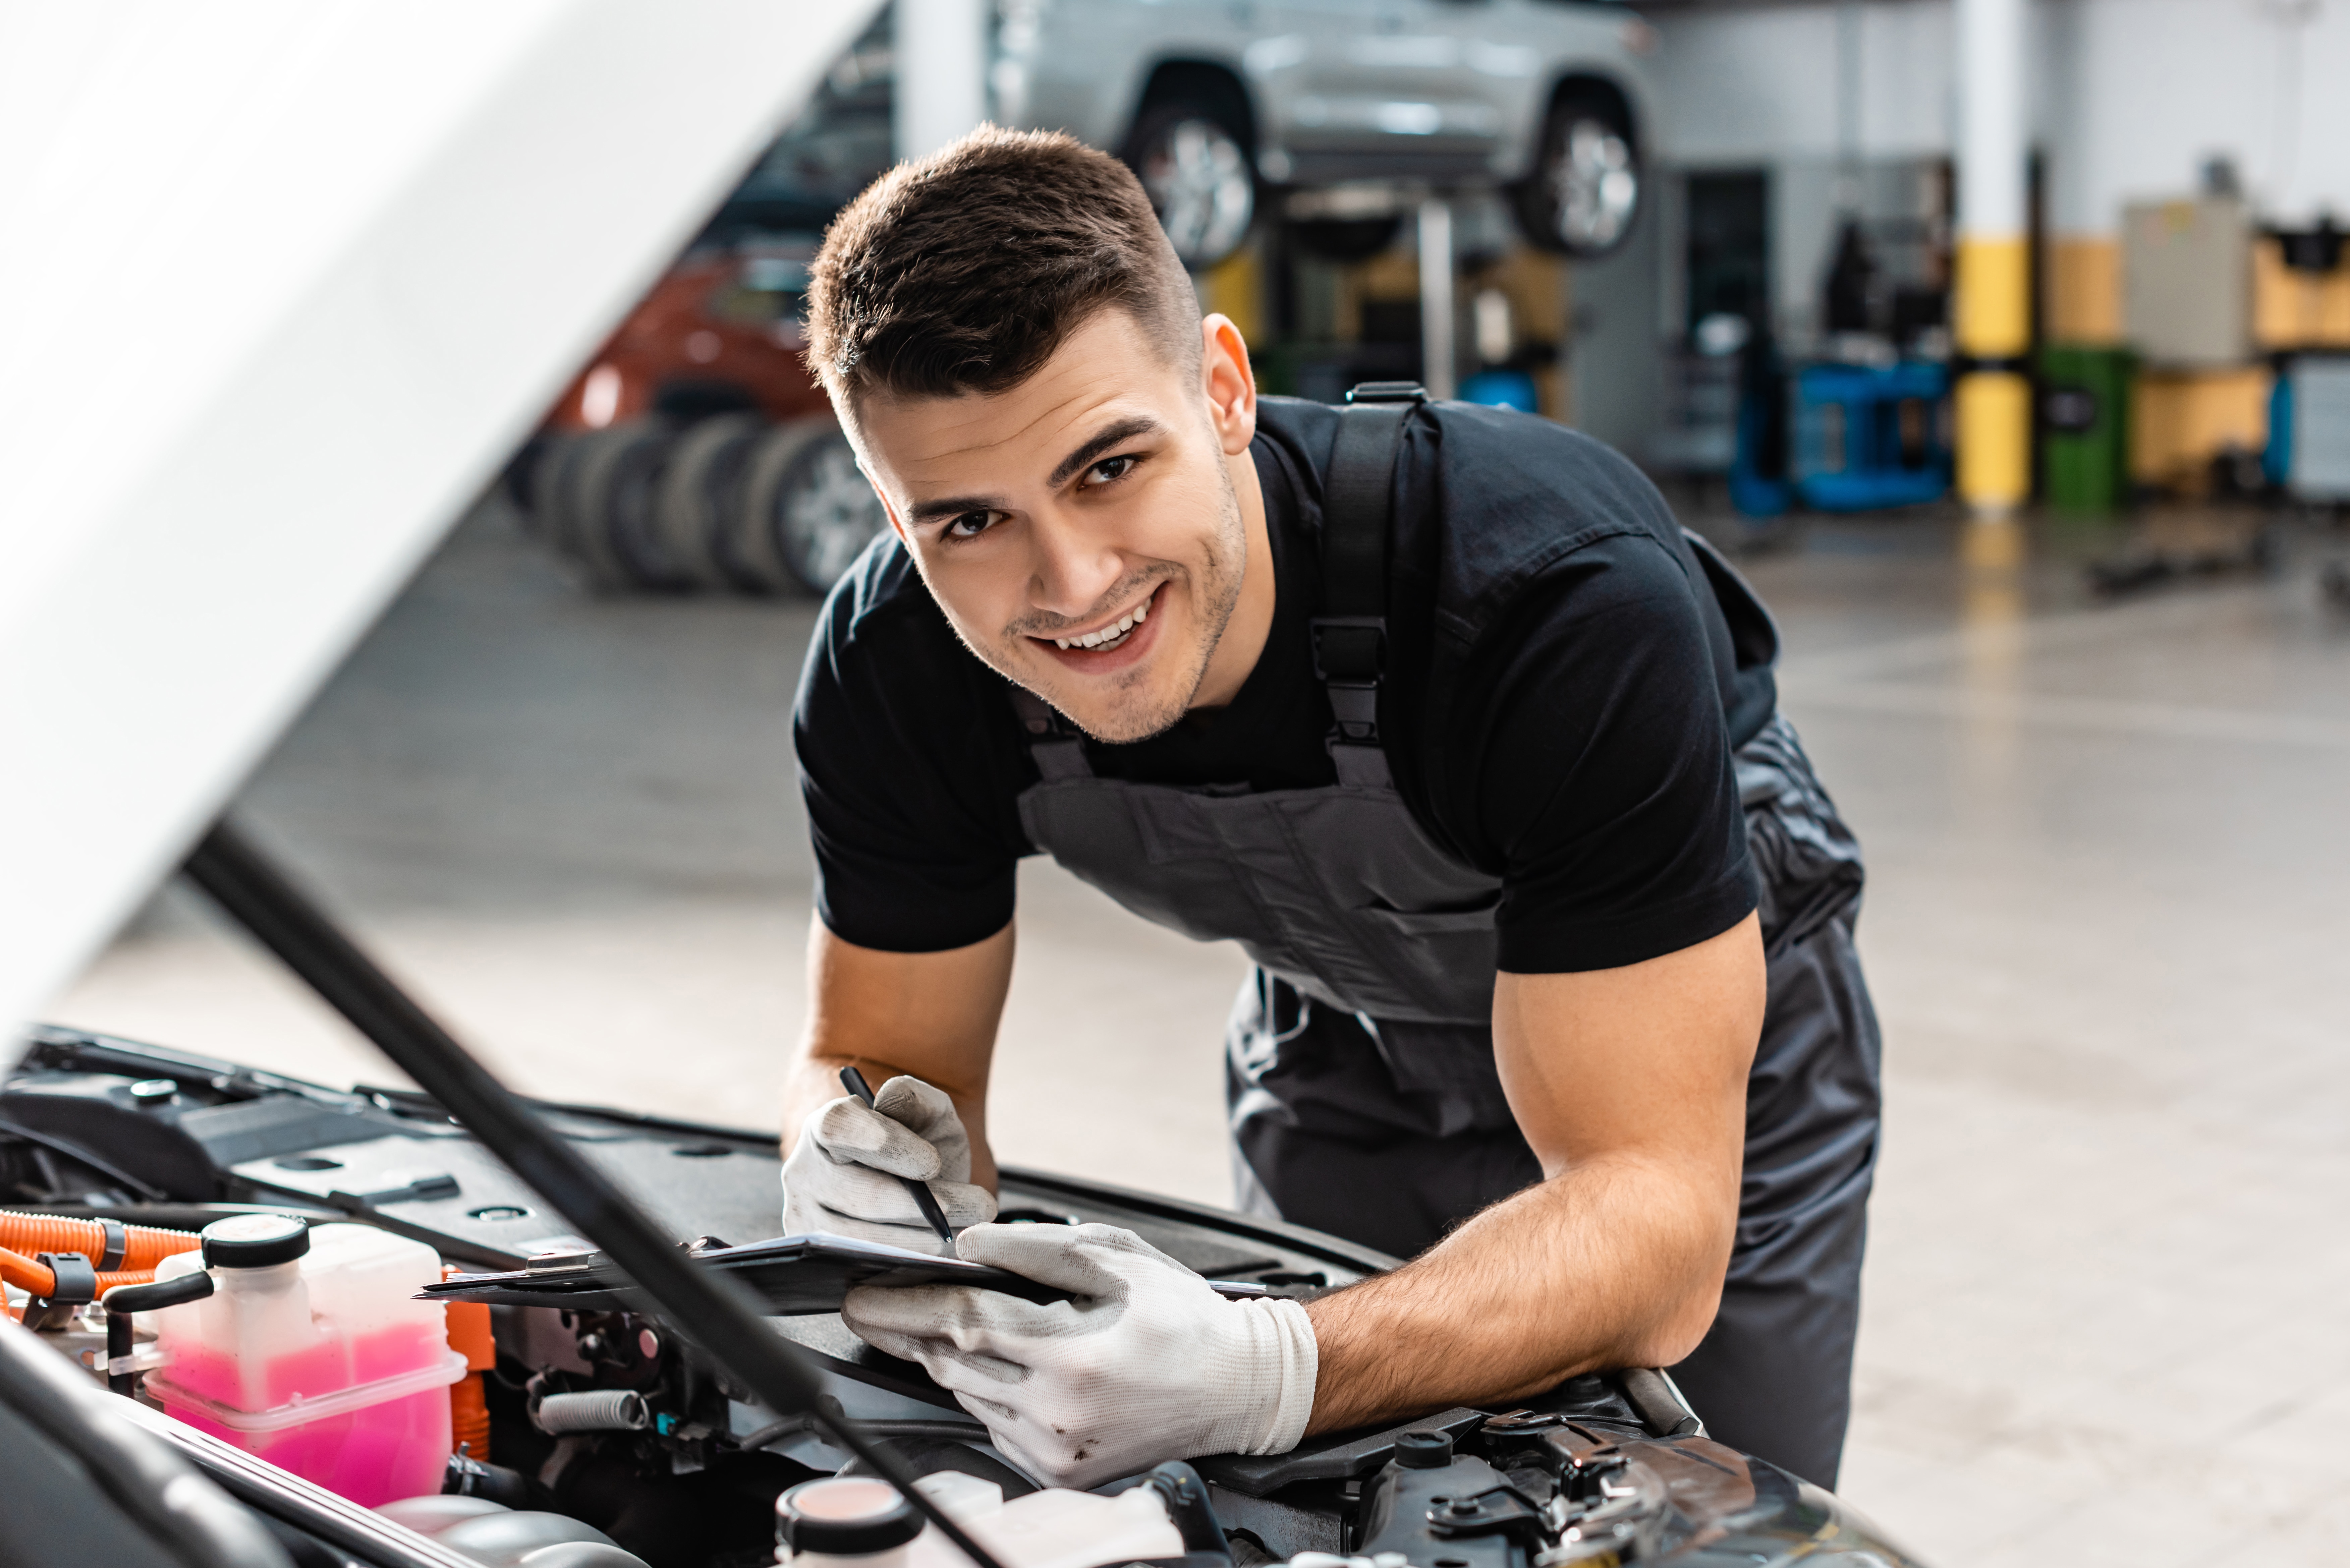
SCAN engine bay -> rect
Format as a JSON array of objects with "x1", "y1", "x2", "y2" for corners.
[{"x1": 3, "y1": 1025, "x2": 1908, "y2": 1568}]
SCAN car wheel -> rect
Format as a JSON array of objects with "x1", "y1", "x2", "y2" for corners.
[
  {"x1": 561, "y1": 421, "x2": 694, "y2": 591},
  {"x1": 653, "y1": 412, "x2": 767, "y2": 592},
  {"x1": 1125, "y1": 100, "x2": 1256, "y2": 271},
  {"x1": 536, "y1": 428, "x2": 632, "y2": 587},
  {"x1": 735, "y1": 417, "x2": 888, "y2": 595},
  {"x1": 1512, "y1": 86, "x2": 1641, "y2": 258}
]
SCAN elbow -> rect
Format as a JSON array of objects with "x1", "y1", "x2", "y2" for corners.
[
  {"x1": 1623, "y1": 1279, "x2": 1724, "y2": 1372},
  {"x1": 1619, "y1": 1210, "x2": 1733, "y2": 1369}
]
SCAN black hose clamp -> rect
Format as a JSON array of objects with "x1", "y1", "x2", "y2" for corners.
[
  {"x1": 95, "y1": 1219, "x2": 128, "y2": 1273},
  {"x1": 22, "y1": 1251, "x2": 99, "y2": 1332}
]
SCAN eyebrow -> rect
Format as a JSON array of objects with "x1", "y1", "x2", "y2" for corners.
[
  {"x1": 1047, "y1": 415, "x2": 1164, "y2": 487},
  {"x1": 904, "y1": 415, "x2": 1165, "y2": 525}
]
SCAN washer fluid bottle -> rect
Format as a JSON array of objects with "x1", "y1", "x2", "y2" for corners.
[{"x1": 145, "y1": 1215, "x2": 462, "y2": 1506}]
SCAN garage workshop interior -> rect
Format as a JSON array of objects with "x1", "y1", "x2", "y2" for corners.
[{"x1": 6, "y1": 4, "x2": 2349, "y2": 1568}]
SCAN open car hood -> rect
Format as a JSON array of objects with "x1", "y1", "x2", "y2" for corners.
[{"x1": 0, "y1": 0, "x2": 878, "y2": 1044}]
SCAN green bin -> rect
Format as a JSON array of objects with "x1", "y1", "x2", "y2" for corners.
[{"x1": 2039, "y1": 344, "x2": 2136, "y2": 512}]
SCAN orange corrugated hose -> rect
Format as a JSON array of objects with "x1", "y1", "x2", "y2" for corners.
[
  {"x1": 0, "y1": 1211, "x2": 202, "y2": 1306},
  {"x1": 444, "y1": 1276, "x2": 496, "y2": 1461}
]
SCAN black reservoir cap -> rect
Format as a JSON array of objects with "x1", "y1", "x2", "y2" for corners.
[
  {"x1": 776, "y1": 1477, "x2": 923, "y2": 1556},
  {"x1": 200, "y1": 1214, "x2": 311, "y2": 1269},
  {"x1": 1394, "y1": 1430, "x2": 1455, "y2": 1469}
]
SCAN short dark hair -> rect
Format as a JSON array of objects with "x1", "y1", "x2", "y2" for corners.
[{"x1": 804, "y1": 126, "x2": 1199, "y2": 406}]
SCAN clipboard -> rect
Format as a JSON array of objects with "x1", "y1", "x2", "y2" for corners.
[{"x1": 420, "y1": 1231, "x2": 1269, "y2": 1314}]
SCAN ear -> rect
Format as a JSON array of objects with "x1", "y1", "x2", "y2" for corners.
[{"x1": 1199, "y1": 313, "x2": 1258, "y2": 458}]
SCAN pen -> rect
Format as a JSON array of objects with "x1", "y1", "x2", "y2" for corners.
[{"x1": 838, "y1": 1066, "x2": 959, "y2": 1247}]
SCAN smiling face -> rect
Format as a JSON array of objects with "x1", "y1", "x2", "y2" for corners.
[{"x1": 848, "y1": 308, "x2": 1276, "y2": 744}]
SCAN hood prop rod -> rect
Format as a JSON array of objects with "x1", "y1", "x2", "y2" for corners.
[{"x1": 181, "y1": 820, "x2": 1013, "y2": 1568}]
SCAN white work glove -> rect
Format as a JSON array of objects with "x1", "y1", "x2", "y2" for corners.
[
  {"x1": 781, "y1": 1075, "x2": 995, "y2": 1256},
  {"x1": 841, "y1": 1222, "x2": 1317, "y2": 1489}
]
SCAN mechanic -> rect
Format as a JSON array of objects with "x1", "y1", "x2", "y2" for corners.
[{"x1": 778, "y1": 128, "x2": 1881, "y2": 1494}]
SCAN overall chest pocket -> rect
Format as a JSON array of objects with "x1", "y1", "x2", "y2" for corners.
[
  {"x1": 1345, "y1": 903, "x2": 1502, "y2": 1025},
  {"x1": 1262, "y1": 790, "x2": 1503, "y2": 1026}
]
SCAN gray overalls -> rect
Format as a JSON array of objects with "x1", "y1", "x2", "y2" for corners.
[{"x1": 1009, "y1": 392, "x2": 1881, "y2": 1487}]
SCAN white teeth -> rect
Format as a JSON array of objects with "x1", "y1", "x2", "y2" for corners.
[{"x1": 1053, "y1": 599, "x2": 1149, "y2": 653}]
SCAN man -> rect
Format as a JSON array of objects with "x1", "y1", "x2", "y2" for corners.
[{"x1": 779, "y1": 128, "x2": 1881, "y2": 1493}]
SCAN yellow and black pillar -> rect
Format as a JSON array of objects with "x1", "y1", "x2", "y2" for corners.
[{"x1": 1955, "y1": 0, "x2": 2031, "y2": 519}]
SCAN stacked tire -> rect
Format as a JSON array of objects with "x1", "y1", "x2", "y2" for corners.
[{"x1": 516, "y1": 414, "x2": 889, "y2": 597}]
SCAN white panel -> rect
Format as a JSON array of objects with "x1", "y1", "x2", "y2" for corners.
[
  {"x1": 897, "y1": 0, "x2": 990, "y2": 160},
  {"x1": 2065, "y1": 0, "x2": 2350, "y2": 226},
  {"x1": 0, "y1": 0, "x2": 877, "y2": 1042},
  {"x1": 1650, "y1": 0, "x2": 1952, "y2": 166},
  {"x1": 1653, "y1": 0, "x2": 2350, "y2": 237}
]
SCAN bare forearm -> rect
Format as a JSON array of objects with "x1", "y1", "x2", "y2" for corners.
[
  {"x1": 782, "y1": 923, "x2": 1014, "y2": 1190},
  {"x1": 1302, "y1": 1150, "x2": 1732, "y2": 1432}
]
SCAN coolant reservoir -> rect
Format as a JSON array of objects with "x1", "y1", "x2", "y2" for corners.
[{"x1": 145, "y1": 1215, "x2": 462, "y2": 1505}]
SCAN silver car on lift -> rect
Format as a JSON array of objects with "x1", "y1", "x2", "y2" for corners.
[{"x1": 993, "y1": 0, "x2": 1658, "y2": 267}]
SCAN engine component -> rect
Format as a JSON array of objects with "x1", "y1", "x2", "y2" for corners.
[
  {"x1": 1, "y1": 1207, "x2": 201, "y2": 1321},
  {"x1": 532, "y1": 1388, "x2": 651, "y2": 1435},
  {"x1": 1354, "y1": 1437, "x2": 1547, "y2": 1568},
  {"x1": 143, "y1": 1217, "x2": 466, "y2": 1507},
  {"x1": 98, "y1": 1269, "x2": 216, "y2": 1394},
  {"x1": 777, "y1": 1475, "x2": 925, "y2": 1560},
  {"x1": 378, "y1": 1495, "x2": 649, "y2": 1568}
]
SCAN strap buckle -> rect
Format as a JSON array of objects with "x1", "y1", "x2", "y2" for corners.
[
  {"x1": 1309, "y1": 615, "x2": 1386, "y2": 685},
  {"x1": 1311, "y1": 616, "x2": 1385, "y2": 744},
  {"x1": 1344, "y1": 381, "x2": 1428, "y2": 406}
]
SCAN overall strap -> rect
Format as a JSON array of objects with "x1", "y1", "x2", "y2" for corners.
[
  {"x1": 1008, "y1": 684, "x2": 1093, "y2": 779},
  {"x1": 1314, "y1": 381, "x2": 1423, "y2": 788}
]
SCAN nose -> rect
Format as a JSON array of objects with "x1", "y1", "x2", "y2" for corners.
[{"x1": 1025, "y1": 508, "x2": 1125, "y2": 623}]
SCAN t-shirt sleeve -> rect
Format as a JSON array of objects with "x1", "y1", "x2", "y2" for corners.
[
  {"x1": 1464, "y1": 534, "x2": 1759, "y2": 974},
  {"x1": 793, "y1": 567, "x2": 1029, "y2": 953}
]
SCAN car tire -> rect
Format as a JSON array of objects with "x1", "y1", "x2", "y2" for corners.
[
  {"x1": 1124, "y1": 98, "x2": 1256, "y2": 271},
  {"x1": 560, "y1": 421, "x2": 694, "y2": 591},
  {"x1": 1512, "y1": 85, "x2": 1641, "y2": 259},
  {"x1": 734, "y1": 417, "x2": 888, "y2": 596},
  {"x1": 499, "y1": 434, "x2": 556, "y2": 536},
  {"x1": 654, "y1": 412, "x2": 768, "y2": 592},
  {"x1": 535, "y1": 430, "x2": 622, "y2": 583}
]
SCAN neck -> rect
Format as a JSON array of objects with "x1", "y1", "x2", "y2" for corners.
[{"x1": 1187, "y1": 447, "x2": 1275, "y2": 712}]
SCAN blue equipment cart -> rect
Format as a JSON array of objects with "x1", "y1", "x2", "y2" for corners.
[{"x1": 1787, "y1": 360, "x2": 1951, "y2": 511}]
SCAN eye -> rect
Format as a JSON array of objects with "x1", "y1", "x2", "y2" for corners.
[
  {"x1": 1082, "y1": 454, "x2": 1139, "y2": 487},
  {"x1": 943, "y1": 510, "x2": 1005, "y2": 541}
]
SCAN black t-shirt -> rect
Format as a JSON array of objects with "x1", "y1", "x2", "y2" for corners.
[{"x1": 795, "y1": 398, "x2": 1778, "y2": 974}]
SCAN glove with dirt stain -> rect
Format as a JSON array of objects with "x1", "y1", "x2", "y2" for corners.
[{"x1": 841, "y1": 1220, "x2": 1317, "y2": 1487}]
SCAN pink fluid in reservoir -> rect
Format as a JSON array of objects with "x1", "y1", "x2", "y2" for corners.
[
  {"x1": 160, "y1": 1384, "x2": 452, "y2": 1509},
  {"x1": 163, "y1": 1322, "x2": 445, "y2": 1409},
  {"x1": 148, "y1": 1221, "x2": 456, "y2": 1507}
]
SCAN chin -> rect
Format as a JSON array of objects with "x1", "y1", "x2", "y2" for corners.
[{"x1": 1052, "y1": 675, "x2": 1189, "y2": 745}]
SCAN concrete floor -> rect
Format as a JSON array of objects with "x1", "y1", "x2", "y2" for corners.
[{"x1": 47, "y1": 496, "x2": 2350, "y2": 1566}]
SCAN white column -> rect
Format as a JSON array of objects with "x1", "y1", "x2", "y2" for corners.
[
  {"x1": 1417, "y1": 197, "x2": 1457, "y2": 400},
  {"x1": 895, "y1": 0, "x2": 990, "y2": 163},
  {"x1": 1958, "y1": 0, "x2": 2027, "y2": 242},
  {"x1": 1955, "y1": 0, "x2": 2032, "y2": 515}
]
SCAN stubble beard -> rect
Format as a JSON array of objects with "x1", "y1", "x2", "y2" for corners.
[{"x1": 1003, "y1": 461, "x2": 1248, "y2": 746}]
